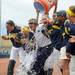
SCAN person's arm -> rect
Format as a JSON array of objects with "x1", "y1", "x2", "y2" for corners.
[
  {"x1": 70, "y1": 35, "x2": 75, "y2": 39},
  {"x1": 69, "y1": 37, "x2": 75, "y2": 43},
  {"x1": 40, "y1": 16, "x2": 53, "y2": 25},
  {"x1": 2, "y1": 35, "x2": 9, "y2": 40}
]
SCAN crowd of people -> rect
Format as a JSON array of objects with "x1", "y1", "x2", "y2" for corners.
[{"x1": 2, "y1": 5, "x2": 75, "y2": 75}]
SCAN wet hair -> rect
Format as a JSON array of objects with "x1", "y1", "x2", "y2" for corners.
[
  {"x1": 6, "y1": 20, "x2": 15, "y2": 27},
  {"x1": 69, "y1": 5, "x2": 75, "y2": 13}
]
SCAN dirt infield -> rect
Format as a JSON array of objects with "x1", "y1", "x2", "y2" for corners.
[
  {"x1": 0, "y1": 58, "x2": 62, "y2": 75},
  {"x1": 0, "y1": 58, "x2": 19, "y2": 75}
]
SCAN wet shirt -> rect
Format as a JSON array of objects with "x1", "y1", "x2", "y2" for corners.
[
  {"x1": 35, "y1": 25, "x2": 51, "y2": 49},
  {"x1": 15, "y1": 31, "x2": 34, "y2": 52}
]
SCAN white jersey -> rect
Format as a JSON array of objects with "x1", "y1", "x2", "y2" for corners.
[{"x1": 34, "y1": 25, "x2": 51, "y2": 48}]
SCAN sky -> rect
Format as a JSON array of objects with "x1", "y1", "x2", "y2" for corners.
[{"x1": 1, "y1": 0, "x2": 75, "y2": 35}]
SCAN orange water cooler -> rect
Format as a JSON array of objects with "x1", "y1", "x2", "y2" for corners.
[{"x1": 34, "y1": 0, "x2": 57, "y2": 13}]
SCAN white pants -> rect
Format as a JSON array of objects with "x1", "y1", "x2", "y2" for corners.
[
  {"x1": 44, "y1": 48, "x2": 60, "y2": 71},
  {"x1": 59, "y1": 46, "x2": 68, "y2": 60},
  {"x1": 10, "y1": 46, "x2": 26, "y2": 63},
  {"x1": 70, "y1": 55, "x2": 75, "y2": 75}
]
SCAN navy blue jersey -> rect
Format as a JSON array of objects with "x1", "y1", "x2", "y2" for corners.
[
  {"x1": 7, "y1": 26, "x2": 22, "y2": 48},
  {"x1": 50, "y1": 27, "x2": 64, "y2": 50},
  {"x1": 47, "y1": 23, "x2": 68, "y2": 50},
  {"x1": 65, "y1": 23, "x2": 75, "y2": 55}
]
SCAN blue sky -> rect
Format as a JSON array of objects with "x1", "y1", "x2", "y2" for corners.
[{"x1": 1, "y1": 0, "x2": 75, "y2": 35}]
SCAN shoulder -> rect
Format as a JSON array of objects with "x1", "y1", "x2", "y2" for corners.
[
  {"x1": 9, "y1": 26, "x2": 21, "y2": 33},
  {"x1": 29, "y1": 32, "x2": 34, "y2": 35},
  {"x1": 16, "y1": 32, "x2": 23, "y2": 39},
  {"x1": 29, "y1": 32, "x2": 34, "y2": 37},
  {"x1": 29, "y1": 32, "x2": 34, "y2": 40},
  {"x1": 15, "y1": 26, "x2": 21, "y2": 32},
  {"x1": 64, "y1": 20, "x2": 70, "y2": 27}
]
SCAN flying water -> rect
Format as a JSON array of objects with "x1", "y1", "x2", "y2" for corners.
[{"x1": 15, "y1": 50, "x2": 37, "y2": 75}]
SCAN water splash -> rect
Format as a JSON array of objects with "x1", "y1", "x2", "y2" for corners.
[{"x1": 15, "y1": 50, "x2": 37, "y2": 75}]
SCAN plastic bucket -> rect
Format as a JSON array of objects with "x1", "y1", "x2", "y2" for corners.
[{"x1": 34, "y1": 0, "x2": 57, "y2": 13}]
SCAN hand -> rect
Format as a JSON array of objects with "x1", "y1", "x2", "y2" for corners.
[
  {"x1": 69, "y1": 37, "x2": 75, "y2": 43},
  {"x1": 2, "y1": 36, "x2": 9, "y2": 40},
  {"x1": 21, "y1": 38, "x2": 29, "y2": 45},
  {"x1": 40, "y1": 15, "x2": 53, "y2": 25},
  {"x1": 14, "y1": 38, "x2": 21, "y2": 43},
  {"x1": 70, "y1": 35, "x2": 75, "y2": 39},
  {"x1": 66, "y1": 53, "x2": 71, "y2": 59}
]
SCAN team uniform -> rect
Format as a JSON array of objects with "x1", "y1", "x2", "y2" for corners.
[
  {"x1": 15, "y1": 31, "x2": 34, "y2": 61},
  {"x1": 64, "y1": 23, "x2": 75, "y2": 75},
  {"x1": 44, "y1": 16, "x2": 68, "y2": 70},
  {"x1": 65, "y1": 23, "x2": 75, "y2": 55},
  {"x1": 50, "y1": 10, "x2": 67, "y2": 51},
  {"x1": 59, "y1": 20, "x2": 69, "y2": 60},
  {"x1": 15, "y1": 30, "x2": 36, "y2": 75},
  {"x1": 44, "y1": 25, "x2": 64, "y2": 74},
  {"x1": 7, "y1": 26, "x2": 24, "y2": 75},
  {"x1": 52, "y1": 25, "x2": 68, "y2": 61},
  {"x1": 7, "y1": 25, "x2": 34, "y2": 75},
  {"x1": 47, "y1": 12, "x2": 69, "y2": 73},
  {"x1": 7, "y1": 26, "x2": 25, "y2": 62}
]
